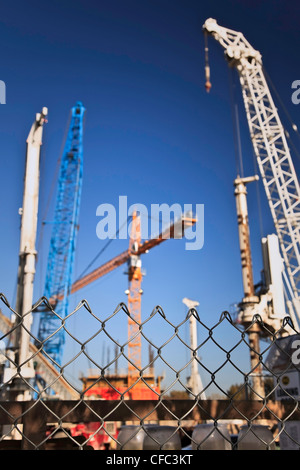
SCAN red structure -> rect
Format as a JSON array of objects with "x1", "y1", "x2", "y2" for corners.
[
  {"x1": 80, "y1": 371, "x2": 162, "y2": 400},
  {"x1": 70, "y1": 371, "x2": 162, "y2": 449}
]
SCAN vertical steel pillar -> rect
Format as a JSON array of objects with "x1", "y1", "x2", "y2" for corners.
[
  {"x1": 234, "y1": 176, "x2": 265, "y2": 399},
  {"x1": 182, "y1": 297, "x2": 206, "y2": 399},
  {"x1": 14, "y1": 108, "x2": 48, "y2": 397}
]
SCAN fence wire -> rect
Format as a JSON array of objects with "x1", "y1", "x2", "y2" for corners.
[{"x1": 0, "y1": 293, "x2": 300, "y2": 450}]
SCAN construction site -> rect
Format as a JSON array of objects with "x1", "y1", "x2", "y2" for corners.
[{"x1": 0, "y1": 2, "x2": 300, "y2": 452}]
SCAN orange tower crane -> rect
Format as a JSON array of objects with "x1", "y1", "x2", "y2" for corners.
[{"x1": 54, "y1": 212, "x2": 197, "y2": 385}]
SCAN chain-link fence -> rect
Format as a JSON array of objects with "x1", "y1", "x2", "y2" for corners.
[{"x1": 0, "y1": 293, "x2": 300, "y2": 450}]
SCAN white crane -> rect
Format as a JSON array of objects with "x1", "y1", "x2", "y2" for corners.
[
  {"x1": 203, "y1": 18, "x2": 300, "y2": 330},
  {"x1": 13, "y1": 108, "x2": 48, "y2": 400}
]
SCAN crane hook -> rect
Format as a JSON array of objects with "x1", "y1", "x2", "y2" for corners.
[{"x1": 204, "y1": 32, "x2": 212, "y2": 93}]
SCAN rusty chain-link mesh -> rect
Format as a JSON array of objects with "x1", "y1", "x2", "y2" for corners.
[{"x1": 0, "y1": 292, "x2": 300, "y2": 450}]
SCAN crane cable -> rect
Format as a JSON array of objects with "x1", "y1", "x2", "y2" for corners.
[
  {"x1": 228, "y1": 67, "x2": 265, "y2": 239},
  {"x1": 205, "y1": 34, "x2": 266, "y2": 239},
  {"x1": 74, "y1": 215, "x2": 131, "y2": 282},
  {"x1": 204, "y1": 31, "x2": 212, "y2": 93},
  {"x1": 228, "y1": 67, "x2": 245, "y2": 178}
]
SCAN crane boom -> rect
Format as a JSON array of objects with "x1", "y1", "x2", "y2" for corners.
[
  {"x1": 55, "y1": 212, "x2": 197, "y2": 299},
  {"x1": 203, "y1": 18, "x2": 300, "y2": 321},
  {"x1": 37, "y1": 102, "x2": 85, "y2": 365},
  {"x1": 46, "y1": 211, "x2": 196, "y2": 393},
  {"x1": 53, "y1": 211, "x2": 196, "y2": 390}
]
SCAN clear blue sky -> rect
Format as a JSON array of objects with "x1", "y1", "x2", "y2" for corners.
[{"x1": 0, "y1": 0, "x2": 299, "y2": 392}]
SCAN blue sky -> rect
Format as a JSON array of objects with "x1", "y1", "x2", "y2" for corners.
[{"x1": 0, "y1": 0, "x2": 299, "y2": 392}]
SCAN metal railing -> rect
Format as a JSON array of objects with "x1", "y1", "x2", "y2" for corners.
[{"x1": 0, "y1": 293, "x2": 300, "y2": 450}]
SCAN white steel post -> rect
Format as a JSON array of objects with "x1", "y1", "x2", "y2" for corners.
[
  {"x1": 182, "y1": 298, "x2": 206, "y2": 399},
  {"x1": 234, "y1": 176, "x2": 265, "y2": 398},
  {"x1": 15, "y1": 108, "x2": 48, "y2": 394}
]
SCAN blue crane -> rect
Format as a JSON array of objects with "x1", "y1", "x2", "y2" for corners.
[{"x1": 37, "y1": 101, "x2": 86, "y2": 366}]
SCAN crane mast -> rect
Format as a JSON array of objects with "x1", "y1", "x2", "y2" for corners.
[
  {"x1": 11, "y1": 108, "x2": 48, "y2": 399},
  {"x1": 36, "y1": 101, "x2": 85, "y2": 365},
  {"x1": 203, "y1": 18, "x2": 300, "y2": 324},
  {"x1": 126, "y1": 211, "x2": 143, "y2": 387},
  {"x1": 124, "y1": 212, "x2": 197, "y2": 389}
]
